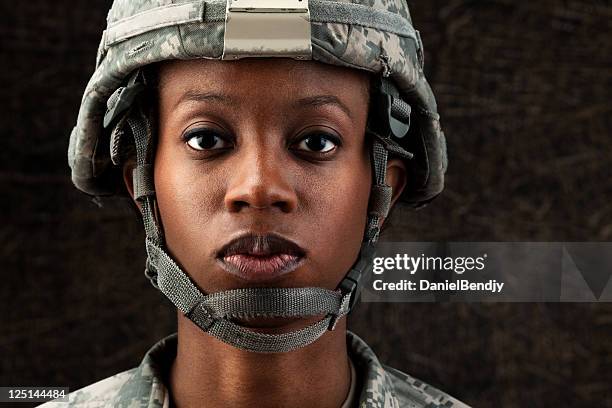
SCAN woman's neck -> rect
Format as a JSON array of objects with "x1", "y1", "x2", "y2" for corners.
[{"x1": 169, "y1": 313, "x2": 351, "y2": 408}]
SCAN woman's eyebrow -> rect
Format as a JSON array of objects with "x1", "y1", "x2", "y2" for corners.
[
  {"x1": 173, "y1": 91, "x2": 353, "y2": 119},
  {"x1": 174, "y1": 90, "x2": 234, "y2": 109},
  {"x1": 294, "y1": 95, "x2": 353, "y2": 119}
]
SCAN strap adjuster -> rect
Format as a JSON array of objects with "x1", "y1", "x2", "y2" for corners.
[
  {"x1": 335, "y1": 243, "x2": 377, "y2": 315},
  {"x1": 368, "y1": 77, "x2": 412, "y2": 140},
  {"x1": 190, "y1": 304, "x2": 217, "y2": 331},
  {"x1": 327, "y1": 290, "x2": 353, "y2": 331},
  {"x1": 103, "y1": 82, "x2": 145, "y2": 129},
  {"x1": 337, "y1": 271, "x2": 360, "y2": 315}
]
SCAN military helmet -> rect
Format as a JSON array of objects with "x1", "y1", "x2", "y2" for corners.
[
  {"x1": 70, "y1": 0, "x2": 446, "y2": 208},
  {"x1": 69, "y1": 0, "x2": 447, "y2": 353}
]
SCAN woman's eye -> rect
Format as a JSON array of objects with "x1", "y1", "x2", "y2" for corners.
[
  {"x1": 185, "y1": 130, "x2": 231, "y2": 151},
  {"x1": 294, "y1": 134, "x2": 339, "y2": 153}
]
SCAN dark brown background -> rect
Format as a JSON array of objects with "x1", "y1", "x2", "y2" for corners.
[{"x1": 1, "y1": 1, "x2": 611, "y2": 407}]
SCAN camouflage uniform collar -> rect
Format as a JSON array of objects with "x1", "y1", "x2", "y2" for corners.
[
  {"x1": 110, "y1": 331, "x2": 399, "y2": 408},
  {"x1": 111, "y1": 334, "x2": 176, "y2": 407},
  {"x1": 347, "y1": 331, "x2": 400, "y2": 408}
]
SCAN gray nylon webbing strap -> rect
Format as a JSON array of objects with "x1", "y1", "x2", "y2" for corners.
[
  {"x1": 146, "y1": 237, "x2": 352, "y2": 352},
  {"x1": 365, "y1": 140, "x2": 389, "y2": 242},
  {"x1": 201, "y1": 287, "x2": 345, "y2": 318},
  {"x1": 104, "y1": 0, "x2": 417, "y2": 47},
  {"x1": 146, "y1": 238, "x2": 203, "y2": 314},
  {"x1": 192, "y1": 308, "x2": 340, "y2": 353},
  {"x1": 133, "y1": 164, "x2": 155, "y2": 200},
  {"x1": 364, "y1": 77, "x2": 414, "y2": 239},
  {"x1": 110, "y1": 116, "x2": 128, "y2": 166},
  {"x1": 368, "y1": 131, "x2": 414, "y2": 161},
  {"x1": 384, "y1": 139, "x2": 413, "y2": 160},
  {"x1": 372, "y1": 141, "x2": 388, "y2": 187},
  {"x1": 369, "y1": 184, "x2": 393, "y2": 218},
  {"x1": 380, "y1": 76, "x2": 400, "y2": 97},
  {"x1": 391, "y1": 98, "x2": 411, "y2": 123},
  {"x1": 127, "y1": 113, "x2": 161, "y2": 244}
]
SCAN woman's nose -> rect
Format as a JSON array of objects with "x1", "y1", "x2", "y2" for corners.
[{"x1": 224, "y1": 148, "x2": 298, "y2": 213}]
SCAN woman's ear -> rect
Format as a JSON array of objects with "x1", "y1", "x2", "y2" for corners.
[{"x1": 381, "y1": 157, "x2": 408, "y2": 226}]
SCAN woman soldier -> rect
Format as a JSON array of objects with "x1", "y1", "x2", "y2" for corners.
[{"x1": 48, "y1": 0, "x2": 467, "y2": 407}]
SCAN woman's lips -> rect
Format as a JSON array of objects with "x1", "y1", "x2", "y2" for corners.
[
  {"x1": 219, "y1": 253, "x2": 304, "y2": 282},
  {"x1": 216, "y1": 233, "x2": 306, "y2": 282}
]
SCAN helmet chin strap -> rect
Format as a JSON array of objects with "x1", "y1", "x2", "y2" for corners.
[{"x1": 112, "y1": 74, "x2": 410, "y2": 353}]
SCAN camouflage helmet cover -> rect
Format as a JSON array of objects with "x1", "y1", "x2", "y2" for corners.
[{"x1": 69, "y1": 0, "x2": 447, "y2": 207}]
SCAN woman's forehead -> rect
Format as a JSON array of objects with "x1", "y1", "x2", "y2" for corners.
[{"x1": 157, "y1": 58, "x2": 370, "y2": 103}]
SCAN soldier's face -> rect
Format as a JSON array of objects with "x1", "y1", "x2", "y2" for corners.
[{"x1": 151, "y1": 59, "x2": 372, "y2": 308}]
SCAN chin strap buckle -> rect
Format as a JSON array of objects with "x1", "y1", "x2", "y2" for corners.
[
  {"x1": 327, "y1": 266, "x2": 361, "y2": 331},
  {"x1": 327, "y1": 290, "x2": 352, "y2": 331},
  {"x1": 327, "y1": 243, "x2": 377, "y2": 331}
]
